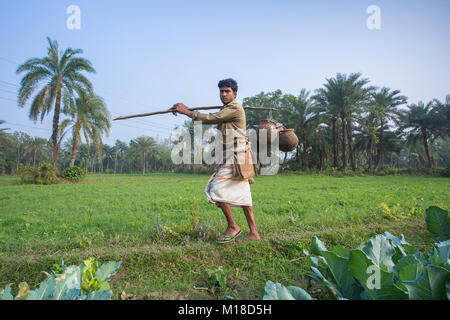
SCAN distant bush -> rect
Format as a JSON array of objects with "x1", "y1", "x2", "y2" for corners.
[
  {"x1": 36, "y1": 162, "x2": 55, "y2": 185},
  {"x1": 17, "y1": 165, "x2": 39, "y2": 184},
  {"x1": 62, "y1": 166, "x2": 87, "y2": 183},
  {"x1": 17, "y1": 162, "x2": 56, "y2": 185}
]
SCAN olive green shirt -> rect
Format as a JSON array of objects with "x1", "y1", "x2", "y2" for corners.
[
  {"x1": 189, "y1": 100, "x2": 247, "y2": 162},
  {"x1": 189, "y1": 100, "x2": 246, "y2": 134}
]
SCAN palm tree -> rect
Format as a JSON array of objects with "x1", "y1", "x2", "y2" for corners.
[
  {"x1": 64, "y1": 91, "x2": 110, "y2": 167},
  {"x1": 431, "y1": 94, "x2": 450, "y2": 138},
  {"x1": 0, "y1": 121, "x2": 13, "y2": 175},
  {"x1": 114, "y1": 140, "x2": 128, "y2": 173},
  {"x1": 16, "y1": 37, "x2": 95, "y2": 172},
  {"x1": 322, "y1": 73, "x2": 374, "y2": 170},
  {"x1": 370, "y1": 87, "x2": 407, "y2": 169},
  {"x1": 29, "y1": 137, "x2": 49, "y2": 167},
  {"x1": 130, "y1": 136, "x2": 156, "y2": 174},
  {"x1": 312, "y1": 90, "x2": 340, "y2": 168},
  {"x1": 279, "y1": 90, "x2": 316, "y2": 171},
  {"x1": 397, "y1": 101, "x2": 441, "y2": 168}
]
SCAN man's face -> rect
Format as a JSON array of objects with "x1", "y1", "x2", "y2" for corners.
[{"x1": 219, "y1": 87, "x2": 236, "y2": 105}]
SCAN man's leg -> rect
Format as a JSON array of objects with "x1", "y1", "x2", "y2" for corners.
[
  {"x1": 216, "y1": 202, "x2": 241, "y2": 241},
  {"x1": 241, "y1": 206, "x2": 260, "y2": 241}
]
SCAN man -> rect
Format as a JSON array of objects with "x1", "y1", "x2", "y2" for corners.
[{"x1": 170, "y1": 78, "x2": 260, "y2": 243}]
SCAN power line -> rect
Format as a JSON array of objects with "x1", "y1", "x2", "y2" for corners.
[
  {"x1": 3, "y1": 121, "x2": 52, "y2": 133},
  {"x1": 0, "y1": 56, "x2": 20, "y2": 66},
  {"x1": 0, "y1": 57, "x2": 179, "y2": 132},
  {"x1": 0, "y1": 88, "x2": 16, "y2": 95},
  {"x1": 0, "y1": 96, "x2": 17, "y2": 102},
  {"x1": 0, "y1": 80, "x2": 19, "y2": 88},
  {"x1": 0, "y1": 56, "x2": 179, "y2": 131},
  {"x1": 113, "y1": 121, "x2": 173, "y2": 137}
]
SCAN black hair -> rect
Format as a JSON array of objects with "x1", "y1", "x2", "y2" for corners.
[{"x1": 218, "y1": 78, "x2": 238, "y2": 93}]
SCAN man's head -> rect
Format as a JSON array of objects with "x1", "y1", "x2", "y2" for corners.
[{"x1": 218, "y1": 78, "x2": 238, "y2": 105}]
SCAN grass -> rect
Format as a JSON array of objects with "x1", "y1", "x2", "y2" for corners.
[{"x1": 0, "y1": 173, "x2": 449, "y2": 299}]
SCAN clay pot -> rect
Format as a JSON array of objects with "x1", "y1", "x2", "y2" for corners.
[
  {"x1": 279, "y1": 129, "x2": 299, "y2": 152},
  {"x1": 257, "y1": 119, "x2": 278, "y2": 142}
]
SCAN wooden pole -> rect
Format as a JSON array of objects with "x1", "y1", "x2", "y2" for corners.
[{"x1": 113, "y1": 106, "x2": 277, "y2": 121}]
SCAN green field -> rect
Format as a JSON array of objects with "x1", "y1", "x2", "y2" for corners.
[{"x1": 0, "y1": 173, "x2": 449, "y2": 299}]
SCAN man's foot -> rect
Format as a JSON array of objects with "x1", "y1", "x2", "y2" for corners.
[
  {"x1": 216, "y1": 227, "x2": 241, "y2": 243},
  {"x1": 236, "y1": 233, "x2": 260, "y2": 242}
]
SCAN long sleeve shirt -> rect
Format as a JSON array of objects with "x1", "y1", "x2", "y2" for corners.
[{"x1": 189, "y1": 100, "x2": 248, "y2": 162}]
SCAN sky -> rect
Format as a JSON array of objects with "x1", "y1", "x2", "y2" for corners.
[{"x1": 0, "y1": 0, "x2": 449, "y2": 145}]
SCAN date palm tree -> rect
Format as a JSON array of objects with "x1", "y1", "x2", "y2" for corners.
[
  {"x1": 129, "y1": 136, "x2": 156, "y2": 175},
  {"x1": 314, "y1": 73, "x2": 374, "y2": 170},
  {"x1": 29, "y1": 137, "x2": 49, "y2": 168},
  {"x1": 370, "y1": 87, "x2": 407, "y2": 170},
  {"x1": 397, "y1": 101, "x2": 441, "y2": 168},
  {"x1": 312, "y1": 89, "x2": 340, "y2": 168},
  {"x1": 16, "y1": 37, "x2": 95, "y2": 172},
  {"x1": 64, "y1": 91, "x2": 110, "y2": 167},
  {"x1": 279, "y1": 89, "x2": 316, "y2": 171}
]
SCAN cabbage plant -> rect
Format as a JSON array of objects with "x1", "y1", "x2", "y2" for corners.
[{"x1": 0, "y1": 258, "x2": 121, "y2": 300}]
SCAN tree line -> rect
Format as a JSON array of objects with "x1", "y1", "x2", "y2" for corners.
[
  {"x1": 243, "y1": 75, "x2": 449, "y2": 172},
  {"x1": 0, "y1": 37, "x2": 449, "y2": 175}
]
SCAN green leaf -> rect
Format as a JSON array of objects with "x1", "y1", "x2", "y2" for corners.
[
  {"x1": 399, "y1": 264, "x2": 449, "y2": 300},
  {"x1": 363, "y1": 234, "x2": 396, "y2": 272},
  {"x1": 425, "y1": 206, "x2": 450, "y2": 240},
  {"x1": 263, "y1": 280, "x2": 295, "y2": 300},
  {"x1": 307, "y1": 266, "x2": 343, "y2": 299},
  {"x1": 53, "y1": 266, "x2": 81, "y2": 300},
  {"x1": 0, "y1": 285, "x2": 14, "y2": 300},
  {"x1": 263, "y1": 280, "x2": 314, "y2": 300},
  {"x1": 95, "y1": 261, "x2": 122, "y2": 282},
  {"x1": 311, "y1": 236, "x2": 327, "y2": 255},
  {"x1": 77, "y1": 290, "x2": 112, "y2": 300},
  {"x1": 349, "y1": 249, "x2": 408, "y2": 300},
  {"x1": 434, "y1": 240, "x2": 450, "y2": 265},
  {"x1": 26, "y1": 276, "x2": 56, "y2": 300},
  {"x1": 286, "y1": 286, "x2": 315, "y2": 300},
  {"x1": 321, "y1": 250, "x2": 363, "y2": 299}
]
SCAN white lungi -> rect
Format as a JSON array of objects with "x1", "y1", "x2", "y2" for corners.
[{"x1": 205, "y1": 164, "x2": 252, "y2": 208}]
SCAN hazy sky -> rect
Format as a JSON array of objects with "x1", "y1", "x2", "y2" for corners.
[{"x1": 1, "y1": 0, "x2": 449, "y2": 145}]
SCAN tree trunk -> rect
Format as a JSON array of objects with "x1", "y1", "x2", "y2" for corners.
[
  {"x1": 376, "y1": 120, "x2": 384, "y2": 170},
  {"x1": 32, "y1": 147, "x2": 37, "y2": 168},
  {"x1": 346, "y1": 119, "x2": 355, "y2": 170},
  {"x1": 319, "y1": 138, "x2": 324, "y2": 171},
  {"x1": 303, "y1": 131, "x2": 309, "y2": 172},
  {"x1": 367, "y1": 135, "x2": 373, "y2": 170},
  {"x1": 51, "y1": 82, "x2": 62, "y2": 173},
  {"x1": 422, "y1": 131, "x2": 432, "y2": 168},
  {"x1": 143, "y1": 150, "x2": 146, "y2": 175},
  {"x1": 341, "y1": 116, "x2": 347, "y2": 169},
  {"x1": 332, "y1": 118, "x2": 338, "y2": 168},
  {"x1": 69, "y1": 119, "x2": 82, "y2": 167}
]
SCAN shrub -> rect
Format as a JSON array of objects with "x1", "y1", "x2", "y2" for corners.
[
  {"x1": 36, "y1": 162, "x2": 55, "y2": 185},
  {"x1": 17, "y1": 165, "x2": 39, "y2": 184},
  {"x1": 62, "y1": 166, "x2": 87, "y2": 183},
  {"x1": 17, "y1": 162, "x2": 56, "y2": 185}
]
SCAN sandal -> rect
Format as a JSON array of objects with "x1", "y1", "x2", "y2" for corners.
[
  {"x1": 216, "y1": 230, "x2": 242, "y2": 244},
  {"x1": 235, "y1": 235, "x2": 249, "y2": 242}
]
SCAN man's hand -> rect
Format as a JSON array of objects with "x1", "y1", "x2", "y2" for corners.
[{"x1": 170, "y1": 103, "x2": 192, "y2": 117}]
